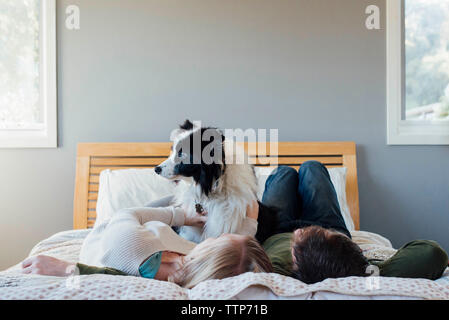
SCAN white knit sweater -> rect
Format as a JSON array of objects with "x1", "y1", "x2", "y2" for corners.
[{"x1": 79, "y1": 206, "x2": 258, "y2": 276}]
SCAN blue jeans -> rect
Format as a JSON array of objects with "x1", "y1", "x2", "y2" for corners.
[{"x1": 261, "y1": 162, "x2": 351, "y2": 239}]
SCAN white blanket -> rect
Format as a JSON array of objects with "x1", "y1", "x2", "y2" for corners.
[{"x1": 1, "y1": 230, "x2": 448, "y2": 300}]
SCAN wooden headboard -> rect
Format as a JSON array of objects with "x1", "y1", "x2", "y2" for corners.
[{"x1": 73, "y1": 142, "x2": 360, "y2": 230}]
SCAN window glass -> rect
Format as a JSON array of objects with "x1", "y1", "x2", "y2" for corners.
[
  {"x1": 0, "y1": 0, "x2": 41, "y2": 129},
  {"x1": 405, "y1": 0, "x2": 449, "y2": 120}
]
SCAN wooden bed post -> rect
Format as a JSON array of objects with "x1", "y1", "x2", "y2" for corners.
[
  {"x1": 342, "y1": 143, "x2": 360, "y2": 230},
  {"x1": 73, "y1": 147, "x2": 90, "y2": 229}
]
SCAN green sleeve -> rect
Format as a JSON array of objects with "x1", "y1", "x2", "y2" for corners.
[
  {"x1": 76, "y1": 263, "x2": 129, "y2": 276},
  {"x1": 372, "y1": 240, "x2": 448, "y2": 280}
]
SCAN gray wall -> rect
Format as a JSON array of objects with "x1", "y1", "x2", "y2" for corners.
[{"x1": 1, "y1": 0, "x2": 448, "y2": 270}]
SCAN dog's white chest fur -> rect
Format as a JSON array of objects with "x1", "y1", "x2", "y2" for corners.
[{"x1": 174, "y1": 160, "x2": 258, "y2": 243}]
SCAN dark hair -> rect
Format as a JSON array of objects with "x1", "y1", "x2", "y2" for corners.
[{"x1": 292, "y1": 226, "x2": 369, "y2": 284}]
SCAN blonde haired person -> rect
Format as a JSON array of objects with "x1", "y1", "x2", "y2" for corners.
[{"x1": 21, "y1": 198, "x2": 272, "y2": 289}]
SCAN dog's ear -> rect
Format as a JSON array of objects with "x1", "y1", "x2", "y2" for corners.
[
  {"x1": 170, "y1": 120, "x2": 199, "y2": 141},
  {"x1": 180, "y1": 120, "x2": 195, "y2": 130}
]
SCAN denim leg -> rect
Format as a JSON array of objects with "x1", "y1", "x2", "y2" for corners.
[
  {"x1": 261, "y1": 166, "x2": 301, "y2": 235},
  {"x1": 297, "y1": 161, "x2": 350, "y2": 238}
]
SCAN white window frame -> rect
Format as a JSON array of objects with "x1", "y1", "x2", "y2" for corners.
[
  {"x1": 0, "y1": 0, "x2": 57, "y2": 148},
  {"x1": 387, "y1": 0, "x2": 449, "y2": 145}
]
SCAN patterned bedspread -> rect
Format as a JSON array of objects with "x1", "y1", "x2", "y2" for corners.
[{"x1": 1, "y1": 230, "x2": 448, "y2": 300}]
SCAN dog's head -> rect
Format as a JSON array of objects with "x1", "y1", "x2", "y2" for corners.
[{"x1": 155, "y1": 120, "x2": 226, "y2": 196}]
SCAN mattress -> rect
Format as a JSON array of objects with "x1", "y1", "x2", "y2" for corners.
[{"x1": 1, "y1": 229, "x2": 448, "y2": 300}]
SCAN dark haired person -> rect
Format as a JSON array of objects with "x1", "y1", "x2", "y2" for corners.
[{"x1": 258, "y1": 162, "x2": 448, "y2": 284}]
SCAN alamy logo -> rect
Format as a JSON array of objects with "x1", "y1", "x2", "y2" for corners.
[
  {"x1": 365, "y1": 265, "x2": 381, "y2": 290},
  {"x1": 64, "y1": 5, "x2": 380, "y2": 32},
  {"x1": 65, "y1": 264, "x2": 81, "y2": 290},
  {"x1": 66, "y1": 5, "x2": 80, "y2": 30},
  {"x1": 170, "y1": 121, "x2": 279, "y2": 165},
  {"x1": 365, "y1": 5, "x2": 380, "y2": 30}
]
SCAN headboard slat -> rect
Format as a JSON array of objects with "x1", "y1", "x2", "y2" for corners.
[
  {"x1": 90, "y1": 157, "x2": 168, "y2": 166},
  {"x1": 74, "y1": 142, "x2": 360, "y2": 230}
]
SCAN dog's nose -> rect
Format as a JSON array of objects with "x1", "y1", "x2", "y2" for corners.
[{"x1": 154, "y1": 166, "x2": 162, "y2": 175}]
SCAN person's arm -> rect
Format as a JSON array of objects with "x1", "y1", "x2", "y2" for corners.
[
  {"x1": 118, "y1": 206, "x2": 187, "y2": 227},
  {"x1": 116, "y1": 205, "x2": 207, "y2": 228},
  {"x1": 236, "y1": 201, "x2": 259, "y2": 237},
  {"x1": 21, "y1": 255, "x2": 128, "y2": 277},
  {"x1": 118, "y1": 192, "x2": 208, "y2": 227},
  {"x1": 22, "y1": 255, "x2": 77, "y2": 276},
  {"x1": 143, "y1": 195, "x2": 175, "y2": 208},
  {"x1": 373, "y1": 240, "x2": 448, "y2": 280}
]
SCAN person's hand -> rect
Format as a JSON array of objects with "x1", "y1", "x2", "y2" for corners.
[
  {"x1": 184, "y1": 210, "x2": 208, "y2": 227},
  {"x1": 246, "y1": 200, "x2": 259, "y2": 220},
  {"x1": 21, "y1": 255, "x2": 76, "y2": 277}
]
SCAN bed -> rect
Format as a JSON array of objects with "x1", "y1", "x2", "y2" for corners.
[{"x1": 1, "y1": 142, "x2": 448, "y2": 300}]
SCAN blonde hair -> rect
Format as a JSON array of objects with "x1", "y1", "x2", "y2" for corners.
[{"x1": 170, "y1": 236, "x2": 272, "y2": 289}]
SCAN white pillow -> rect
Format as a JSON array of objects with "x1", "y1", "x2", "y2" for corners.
[
  {"x1": 254, "y1": 166, "x2": 355, "y2": 231},
  {"x1": 95, "y1": 168, "x2": 178, "y2": 227},
  {"x1": 328, "y1": 167, "x2": 354, "y2": 231}
]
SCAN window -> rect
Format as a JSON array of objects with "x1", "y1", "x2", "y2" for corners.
[
  {"x1": 0, "y1": 0, "x2": 56, "y2": 148},
  {"x1": 387, "y1": 0, "x2": 449, "y2": 145}
]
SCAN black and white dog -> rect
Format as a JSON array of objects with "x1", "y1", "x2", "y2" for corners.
[{"x1": 155, "y1": 120, "x2": 276, "y2": 243}]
